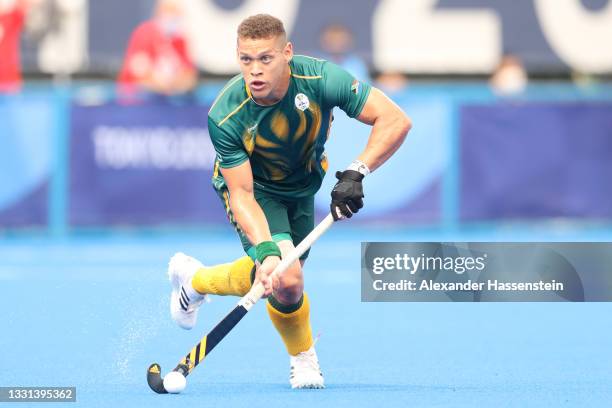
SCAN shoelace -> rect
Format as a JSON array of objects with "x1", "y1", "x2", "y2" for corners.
[
  {"x1": 291, "y1": 335, "x2": 322, "y2": 374},
  {"x1": 291, "y1": 351, "x2": 320, "y2": 372}
]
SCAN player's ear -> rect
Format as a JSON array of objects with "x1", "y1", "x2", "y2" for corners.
[{"x1": 283, "y1": 41, "x2": 293, "y2": 62}]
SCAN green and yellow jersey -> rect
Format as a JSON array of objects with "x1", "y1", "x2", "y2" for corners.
[{"x1": 208, "y1": 55, "x2": 371, "y2": 199}]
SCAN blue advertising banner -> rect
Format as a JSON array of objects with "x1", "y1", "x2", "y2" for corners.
[
  {"x1": 0, "y1": 96, "x2": 54, "y2": 228},
  {"x1": 460, "y1": 102, "x2": 612, "y2": 221},
  {"x1": 69, "y1": 101, "x2": 226, "y2": 226}
]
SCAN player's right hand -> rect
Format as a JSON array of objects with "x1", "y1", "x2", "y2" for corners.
[{"x1": 255, "y1": 256, "x2": 281, "y2": 297}]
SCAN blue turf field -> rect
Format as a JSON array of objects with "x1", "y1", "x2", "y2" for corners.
[{"x1": 1, "y1": 227, "x2": 611, "y2": 407}]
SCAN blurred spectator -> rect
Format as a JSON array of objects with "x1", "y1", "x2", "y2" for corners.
[
  {"x1": 319, "y1": 23, "x2": 370, "y2": 82},
  {"x1": 118, "y1": 0, "x2": 197, "y2": 99},
  {"x1": 23, "y1": 0, "x2": 59, "y2": 43},
  {"x1": 28, "y1": 0, "x2": 87, "y2": 78},
  {"x1": 0, "y1": 0, "x2": 32, "y2": 93},
  {"x1": 490, "y1": 54, "x2": 528, "y2": 95},
  {"x1": 375, "y1": 71, "x2": 408, "y2": 95}
]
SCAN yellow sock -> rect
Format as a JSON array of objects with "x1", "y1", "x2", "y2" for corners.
[
  {"x1": 266, "y1": 292, "x2": 314, "y2": 356},
  {"x1": 191, "y1": 256, "x2": 254, "y2": 296}
]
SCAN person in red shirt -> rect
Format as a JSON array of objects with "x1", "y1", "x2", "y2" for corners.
[
  {"x1": 118, "y1": 0, "x2": 197, "y2": 98},
  {"x1": 0, "y1": 0, "x2": 29, "y2": 93}
]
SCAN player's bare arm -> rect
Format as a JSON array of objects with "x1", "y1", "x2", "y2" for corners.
[
  {"x1": 219, "y1": 161, "x2": 271, "y2": 245},
  {"x1": 330, "y1": 88, "x2": 411, "y2": 220},
  {"x1": 220, "y1": 162, "x2": 280, "y2": 296},
  {"x1": 356, "y1": 87, "x2": 412, "y2": 172}
]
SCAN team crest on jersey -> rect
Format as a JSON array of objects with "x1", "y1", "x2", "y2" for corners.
[
  {"x1": 351, "y1": 79, "x2": 361, "y2": 94},
  {"x1": 294, "y1": 93, "x2": 310, "y2": 111}
]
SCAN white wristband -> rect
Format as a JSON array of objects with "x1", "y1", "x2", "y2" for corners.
[{"x1": 347, "y1": 159, "x2": 371, "y2": 177}]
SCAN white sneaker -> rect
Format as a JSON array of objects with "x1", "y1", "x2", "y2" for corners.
[
  {"x1": 168, "y1": 252, "x2": 206, "y2": 330},
  {"x1": 289, "y1": 345, "x2": 325, "y2": 389}
]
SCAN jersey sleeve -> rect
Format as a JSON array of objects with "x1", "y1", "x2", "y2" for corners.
[
  {"x1": 321, "y1": 61, "x2": 372, "y2": 118},
  {"x1": 208, "y1": 118, "x2": 249, "y2": 169}
]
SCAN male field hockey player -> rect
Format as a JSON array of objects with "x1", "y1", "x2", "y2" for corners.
[{"x1": 167, "y1": 14, "x2": 411, "y2": 389}]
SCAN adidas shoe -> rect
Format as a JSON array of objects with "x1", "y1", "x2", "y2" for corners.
[
  {"x1": 168, "y1": 252, "x2": 206, "y2": 330},
  {"x1": 289, "y1": 345, "x2": 325, "y2": 389}
]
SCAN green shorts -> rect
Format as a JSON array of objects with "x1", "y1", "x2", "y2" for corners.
[{"x1": 216, "y1": 187, "x2": 315, "y2": 261}]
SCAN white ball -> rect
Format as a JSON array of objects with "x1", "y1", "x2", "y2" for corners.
[{"x1": 163, "y1": 371, "x2": 187, "y2": 394}]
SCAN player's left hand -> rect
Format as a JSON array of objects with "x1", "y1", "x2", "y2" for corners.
[{"x1": 330, "y1": 170, "x2": 364, "y2": 221}]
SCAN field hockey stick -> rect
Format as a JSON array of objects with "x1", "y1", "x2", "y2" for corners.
[{"x1": 147, "y1": 213, "x2": 335, "y2": 394}]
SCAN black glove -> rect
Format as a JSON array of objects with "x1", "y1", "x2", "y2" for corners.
[{"x1": 330, "y1": 170, "x2": 364, "y2": 221}]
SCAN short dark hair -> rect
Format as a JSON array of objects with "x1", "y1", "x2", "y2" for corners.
[{"x1": 237, "y1": 14, "x2": 286, "y2": 41}]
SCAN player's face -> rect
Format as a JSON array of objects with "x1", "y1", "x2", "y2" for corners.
[{"x1": 237, "y1": 35, "x2": 293, "y2": 104}]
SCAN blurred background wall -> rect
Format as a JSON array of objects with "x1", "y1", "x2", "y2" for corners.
[{"x1": 1, "y1": 0, "x2": 612, "y2": 236}]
